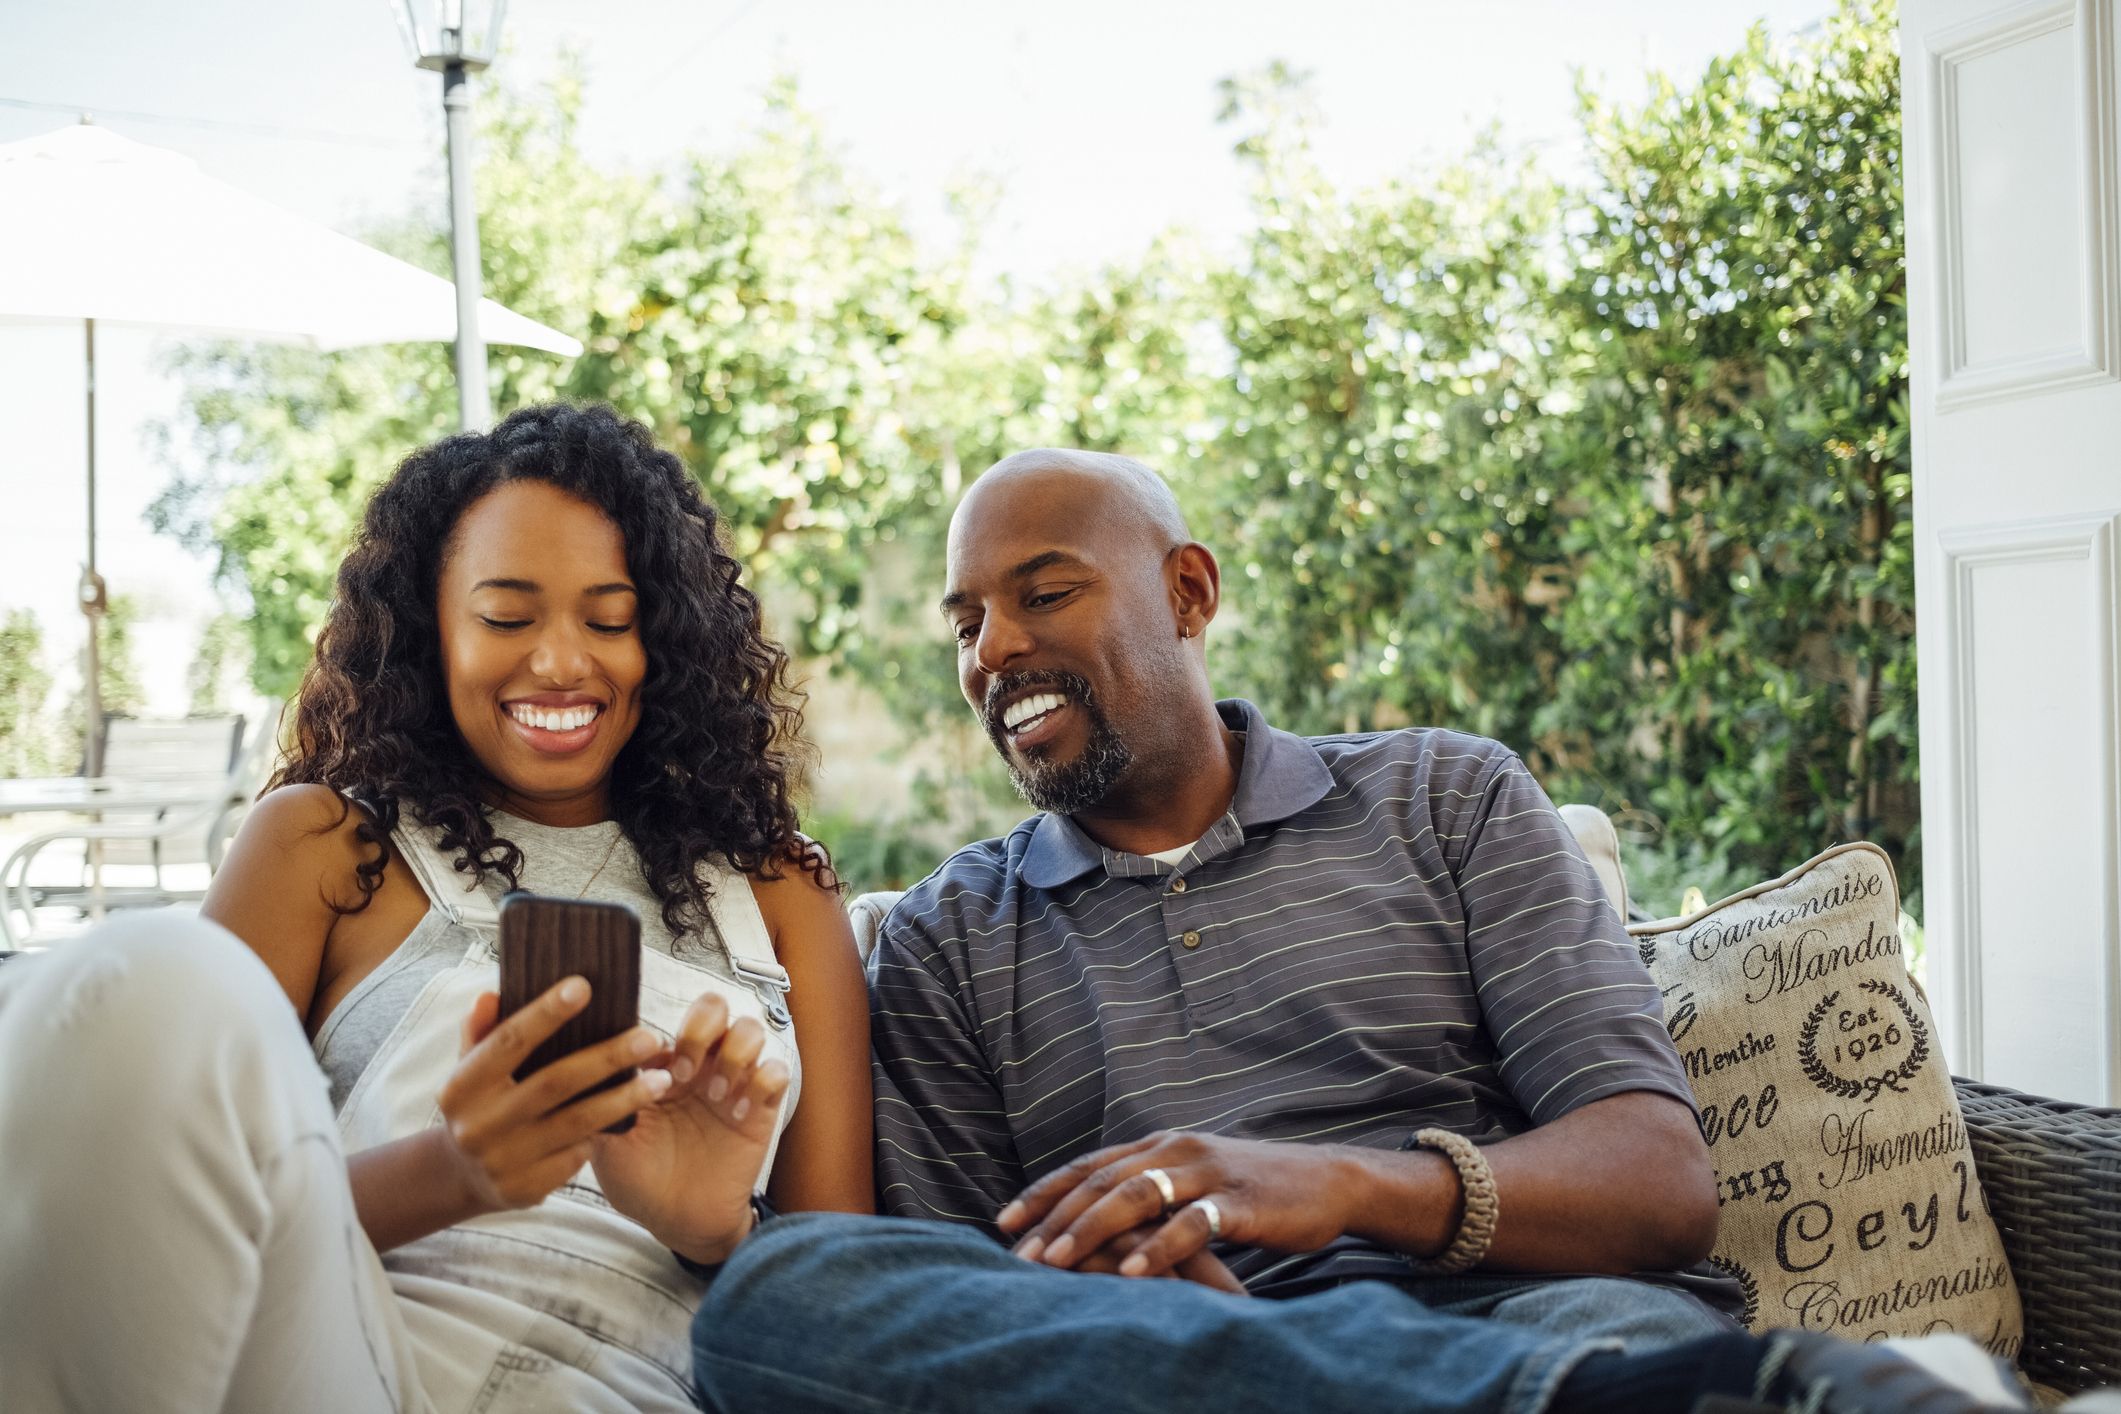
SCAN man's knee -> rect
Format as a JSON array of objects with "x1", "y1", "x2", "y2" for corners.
[
  {"x1": 707, "y1": 1213, "x2": 1000, "y2": 1317},
  {"x1": 694, "y1": 1214, "x2": 998, "y2": 1410},
  {"x1": 1488, "y1": 1276, "x2": 1736, "y2": 1349}
]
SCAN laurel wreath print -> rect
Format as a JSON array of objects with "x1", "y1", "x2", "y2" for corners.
[
  {"x1": 1798, "y1": 978, "x2": 1930, "y2": 1101},
  {"x1": 1708, "y1": 1254, "x2": 1761, "y2": 1331}
]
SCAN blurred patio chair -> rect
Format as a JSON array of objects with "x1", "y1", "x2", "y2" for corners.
[
  {"x1": 86, "y1": 714, "x2": 245, "y2": 891},
  {"x1": 1, "y1": 707, "x2": 282, "y2": 947}
]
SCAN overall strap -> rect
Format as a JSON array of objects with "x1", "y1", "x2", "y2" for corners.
[
  {"x1": 391, "y1": 818, "x2": 500, "y2": 935},
  {"x1": 704, "y1": 867, "x2": 792, "y2": 1026}
]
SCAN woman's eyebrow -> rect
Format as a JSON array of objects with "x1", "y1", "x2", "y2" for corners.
[{"x1": 469, "y1": 578, "x2": 636, "y2": 596}]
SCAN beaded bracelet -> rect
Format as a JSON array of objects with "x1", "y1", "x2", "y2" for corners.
[{"x1": 1408, "y1": 1127, "x2": 1499, "y2": 1274}]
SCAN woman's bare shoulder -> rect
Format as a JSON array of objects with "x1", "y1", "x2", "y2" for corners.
[
  {"x1": 218, "y1": 783, "x2": 393, "y2": 911},
  {"x1": 241, "y1": 783, "x2": 374, "y2": 854},
  {"x1": 204, "y1": 785, "x2": 408, "y2": 1018},
  {"x1": 749, "y1": 842, "x2": 857, "y2": 963}
]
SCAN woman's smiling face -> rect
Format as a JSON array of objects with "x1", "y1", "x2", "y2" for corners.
[{"x1": 435, "y1": 479, "x2": 647, "y2": 826}]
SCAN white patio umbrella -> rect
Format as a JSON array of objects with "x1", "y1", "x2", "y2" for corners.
[{"x1": 0, "y1": 122, "x2": 582, "y2": 772}]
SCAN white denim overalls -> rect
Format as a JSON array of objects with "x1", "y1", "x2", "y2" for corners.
[{"x1": 331, "y1": 820, "x2": 800, "y2": 1413}]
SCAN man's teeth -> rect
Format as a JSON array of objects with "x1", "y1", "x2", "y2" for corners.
[
  {"x1": 1003, "y1": 692, "x2": 1067, "y2": 732},
  {"x1": 508, "y1": 704, "x2": 600, "y2": 733}
]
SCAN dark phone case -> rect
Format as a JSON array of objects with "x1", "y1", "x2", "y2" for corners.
[{"x1": 497, "y1": 893, "x2": 643, "y2": 1134}]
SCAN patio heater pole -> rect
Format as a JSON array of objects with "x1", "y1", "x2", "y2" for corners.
[
  {"x1": 442, "y1": 59, "x2": 489, "y2": 431},
  {"x1": 394, "y1": 0, "x2": 505, "y2": 432}
]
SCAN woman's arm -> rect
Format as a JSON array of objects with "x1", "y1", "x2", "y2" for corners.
[
  {"x1": 754, "y1": 856, "x2": 876, "y2": 1214},
  {"x1": 199, "y1": 783, "x2": 372, "y2": 1022},
  {"x1": 202, "y1": 787, "x2": 659, "y2": 1253},
  {"x1": 201, "y1": 788, "x2": 467, "y2": 1249}
]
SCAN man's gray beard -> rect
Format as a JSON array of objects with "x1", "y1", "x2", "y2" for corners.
[{"x1": 1007, "y1": 719, "x2": 1134, "y2": 815}]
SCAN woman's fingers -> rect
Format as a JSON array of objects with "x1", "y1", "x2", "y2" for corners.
[
  {"x1": 668, "y1": 991, "x2": 731, "y2": 1087},
  {"x1": 704, "y1": 1015, "x2": 767, "y2": 1106},
  {"x1": 555, "y1": 1066, "x2": 674, "y2": 1141},
  {"x1": 724, "y1": 1056, "x2": 791, "y2": 1135},
  {"x1": 514, "y1": 1023, "x2": 663, "y2": 1119},
  {"x1": 451, "y1": 976, "x2": 590, "y2": 1091},
  {"x1": 492, "y1": 1065, "x2": 674, "y2": 1175}
]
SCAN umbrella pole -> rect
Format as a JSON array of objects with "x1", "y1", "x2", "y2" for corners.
[{"x1": 81, "y1": 317, "x2": 106, "y2": 779}]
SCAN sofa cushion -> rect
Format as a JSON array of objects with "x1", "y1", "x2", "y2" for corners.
[
  {"x1": 848, "y1": 888, "x2": 904, "y2": 967},
  {"x1": 1631, "y1": 842, "x2": 2023, "y2": 1356},
  {"x1": 1558, "y1": 803, "x2": 1630, "y2": 921}
]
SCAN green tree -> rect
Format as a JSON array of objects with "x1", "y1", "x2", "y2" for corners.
[
  {"x1": 0, "y1": 609, "x2": 62, "y2": 776},
  {"x1": 1206, "y1": 64, "x2": 1576, "y2": 746},
  {"x1": 151, "y1": 2, "x2": 1920, "y2": 908},
  {"x1": 152, "y1": 61, "x2": 644, "y2": 698},
  {"x1": 1189, "y1": 3, "x2": 1913, "y2": 905},
  {"x1": 1551, "y1": 0, "x2": 1914, "y2": 898},
  {"x1": 97, "y1": 593, "x2": 148, "y2": 719},
  {"x1": 188, "y1": 613, "x2": 250, "y2": 715}
]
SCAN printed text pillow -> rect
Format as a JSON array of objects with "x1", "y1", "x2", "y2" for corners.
[{"x1": 1632, "y1": 842, "x2": 2023, "y2": 1356}]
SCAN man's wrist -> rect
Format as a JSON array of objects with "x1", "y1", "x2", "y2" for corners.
[{"x1": 1337, "y1": 1144, "x2": 1460, "y2": 1259}]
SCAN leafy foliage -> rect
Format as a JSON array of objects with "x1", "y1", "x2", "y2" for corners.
[
  {"x1": 151, "y1": 1, "x2": 1916, "y2": 908},
  {"x1": 1549, "y1": 3, "x2": 1915, "y2": 896},
  {"x1": 0, "y1": 609, "x2": 63, "y2": 777}
]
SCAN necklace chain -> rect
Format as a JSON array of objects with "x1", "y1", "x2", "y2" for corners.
[{"x1": 572, "y1": 829, "x2": 624, "y2": 899}]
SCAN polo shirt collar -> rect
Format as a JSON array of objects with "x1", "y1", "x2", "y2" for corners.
[{"x1": 1020, "y1": 699, "x2": 1335, "y2": 889}]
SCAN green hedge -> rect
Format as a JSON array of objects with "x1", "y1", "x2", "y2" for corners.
[{"x1": 156, "y1": 2, "x2": 1915, "y2": 910}]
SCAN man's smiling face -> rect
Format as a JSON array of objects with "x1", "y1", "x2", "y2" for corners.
[{"x1": 942, "y1": 459, "x2": 1187, "y2": 815}]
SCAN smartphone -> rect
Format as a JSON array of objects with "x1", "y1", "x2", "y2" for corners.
[{"x1": 497, "y1": 892, "x2": 643, "y2": 1134}]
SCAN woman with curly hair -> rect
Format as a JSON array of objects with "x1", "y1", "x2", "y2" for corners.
[{"x1": 0, "y1": 403, "x2": 873, "y2": 1414}]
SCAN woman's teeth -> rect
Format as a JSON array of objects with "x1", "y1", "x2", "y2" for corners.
[
  {"x1": 508, "y1": 704, "x2": 600, "y2": 732},
  {"x1": 1004, "y1": 692, "x2": 1066, "y2": 734}
]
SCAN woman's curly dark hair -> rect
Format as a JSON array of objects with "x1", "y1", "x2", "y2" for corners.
[{"x1": 273, "y1": 401, "x2": 831, "y2": 939}]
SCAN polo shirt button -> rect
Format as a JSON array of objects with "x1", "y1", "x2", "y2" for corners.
[
  {"x1": 1181, "y1": 930, "x2": 1202, "y2": 949},
  {"x1": 1170, "y1": 876, "x2": 1187, "y2": 893}
]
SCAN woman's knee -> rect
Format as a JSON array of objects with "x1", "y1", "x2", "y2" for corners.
[{"x1": 0, "y1": 910, "x2": 301, "y2": 1088}]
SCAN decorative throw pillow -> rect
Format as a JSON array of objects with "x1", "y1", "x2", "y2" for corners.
[{"x1": 1631, "y1": 842, "x2": 2024, "y2": 1357}]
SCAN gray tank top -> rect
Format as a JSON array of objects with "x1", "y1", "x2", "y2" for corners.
[{"x1": 314, "y1": 811, "x2": 757, "y2": 1111}]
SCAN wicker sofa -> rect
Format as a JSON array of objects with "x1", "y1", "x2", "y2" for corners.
[
  {"x1": 843, "y1": 879, "x2": 2121, "y2": 1399},
  {"x1": 1950, "y1": 1079, "x2": 2121, "y2": 1396}
]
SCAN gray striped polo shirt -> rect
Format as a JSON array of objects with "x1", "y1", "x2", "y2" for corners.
[{"x1": 870, "y1": 699, "x2": 1705, "y2": 1298}]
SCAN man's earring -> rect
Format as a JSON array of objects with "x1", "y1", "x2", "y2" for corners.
[{"x1": 1180, "y1": 624, "x2": 1193, "y2": 640}]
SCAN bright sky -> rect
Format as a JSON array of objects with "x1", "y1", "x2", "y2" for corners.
[{"x1": 0, "y1": 0, "x2": 1840, "y2": 715}]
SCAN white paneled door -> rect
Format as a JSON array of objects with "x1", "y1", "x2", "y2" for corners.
[{"x1": 1903, "y1": 0, "x2": 2121, "y2": 1103}]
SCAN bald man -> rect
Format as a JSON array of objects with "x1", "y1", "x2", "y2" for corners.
[{"x1": 686, "y1": 451, "x2": 2025, "y2": 1414}]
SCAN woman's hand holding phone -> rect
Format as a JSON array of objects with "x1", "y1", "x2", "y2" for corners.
[
  {"x1": 591, "y1": 989, "x2": 791, "y2": 1267},
  {"x1": 437, "y1": 978, "x2": 675, "y2": 1216}
]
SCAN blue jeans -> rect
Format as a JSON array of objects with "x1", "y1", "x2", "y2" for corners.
[{"x1": 691, "y1": 1214, "x2": 1732, "y2": 1414}]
